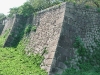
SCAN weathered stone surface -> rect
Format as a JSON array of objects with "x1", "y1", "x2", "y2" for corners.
[
  {"x1": 3, "y1": 15, "x2": 27, "y2": 47},
  {"x1": 51, "y1": 2, "x2": 100, "y2": 75},
  {"x1": 1, "y1": 17, "x2": 15, "y2": 35},
  {"x1": 25, "y1": 3, "x2": 66, "y2": 74},
  {"x1": 1, "y1": 2, "x2": 100, "y2": 75}
]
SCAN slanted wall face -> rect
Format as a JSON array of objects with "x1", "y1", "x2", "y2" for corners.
[
  {"x1": 52, "y1": 2, "x2": 100, "y2": 75},
  {"x1": 1, "y1": 17, "x2": 15, "y2": 35},
  {"x1": 3, "y1": 15, "x2": 27, "y2": 47},
  {"x1": 26, "y1": 3, "x2": 66, "y2": 75}
]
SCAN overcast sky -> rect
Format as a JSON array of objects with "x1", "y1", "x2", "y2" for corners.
[{"x1": 0, "y1": 0, "x2": 27, "y2": 15}]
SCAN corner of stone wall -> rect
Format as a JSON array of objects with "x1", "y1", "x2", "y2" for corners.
[
  {"x1": 3, "y1": 15, "x2": 27, "y2": 47},
  {"x1": 25, "y1": 2, "x2": 67, "y2": 75},
  {"x1": 49, "y1": 2, "x2": 100, "y2": 75}
]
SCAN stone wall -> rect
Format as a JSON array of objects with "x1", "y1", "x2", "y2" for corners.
[
  {"x1": 25, "y1": 3, "x2": 100, "y2": 75},
  {"x1": 1, "y1": 2, "x2": 100, "y2": 75},
  {"x1": 3, "y1": 15, "x2": 27, "y2": 47},
  {"x1": 50, "y1": 3, "x2": 100, "y2": 75},
  {"x1": 1, "y1": 17, "x2": 15, "y2": 35},
  {"x1": 25, "y1": 2, "x2": 66, "y2": 75}
]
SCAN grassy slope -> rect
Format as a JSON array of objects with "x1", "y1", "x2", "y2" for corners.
[{"x1": 0, "y1": 34, "x2": 47, "y2": 75}]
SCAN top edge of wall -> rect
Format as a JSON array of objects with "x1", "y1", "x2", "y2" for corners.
[
  {"x1": 66, "y1": 2, "x2": 100, "y2": 13},
  {"x1": 36, "y1": 2, "x2": 100, "y2": 15},
  {"x1": 36, "y1": 2, "x2": 66, "y2": 14}
]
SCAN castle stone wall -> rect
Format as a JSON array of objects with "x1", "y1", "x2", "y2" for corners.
[
  {"x1": 3, "y1": 15, "x2": 27, "y2": 47},
  {"x1": 1, "y1": 17, "x2": 15, "y2": 35},
  {"x1": 50, "y1": 3, "x2": 100, "y2": 75},
  {"x1": 25, "y1": 3, "x2": 66, "y2": 75},
  {"x1": 1, "y1": 2, "x2": 100, "y2": 75}
]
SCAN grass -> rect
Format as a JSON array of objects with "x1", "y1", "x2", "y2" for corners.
[{"x1": 0, "y1": 33, "x2": 47, "y2": 75}]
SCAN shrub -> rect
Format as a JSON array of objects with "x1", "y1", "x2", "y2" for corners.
[
  {"x1": 24, "y1": 25, "x2": 32, "y2": 34},
  {"x1": 97, "y1": 8, "x2": 100, "y2": 13},
  {"x1": 61, "y1": 36, "x2": 100, "y2": 75},
  {"x1": 85, "y1": 5, "x2": 90, "y2": 9},
  {"x1": 31, "y1": 26, "x2": 37, "y2": 32}
]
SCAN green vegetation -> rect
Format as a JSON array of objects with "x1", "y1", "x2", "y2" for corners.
[
  {"x1": 24, "y1": 24, "x2": 37, "y2": 34},
  {"x1": 0, "y1": 31, "x2": 47, "y2": 75},
  {"x1": 85, "y1": 5, "x2": 90, "y2": 8},
  {"x1": 0, "y1": 13, "x2": 5, "y2": 21},
  {"x1": 8, "y1": 2, "x2": 34, "y2": 17},
  {"x1": 62, "y1": 0, "x2": 100, "y2": 7},
  {"x1": 31, "y1": 26, "x2": 37, "y2": 32},
  {"x1": 97, "y1": 8, "x2": 100, "y2": 13},
  {"x1": 7, "y1": 0, "x2": 100, "y2": 17},
  {"x1": 61, "y1": 67, "x2": 100, "y2": 75},
  {"x1": 0, "y1": 22, "x2": 46, "y2": 75},
  {"x1": 8, "y1": 0, "x2": 61, "y2": 17},
  {"x1": 59, "y1": 37, "x2": 100, "y2": 75},
  {"x1": 1, "y1": 0, "x2": 100, "y2": 75},
  {"x1": 24, "y1": 25, "x2": 32, "y2": 34}
]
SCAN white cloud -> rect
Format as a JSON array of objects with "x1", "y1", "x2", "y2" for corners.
[{"x1": 0, "y1": 0, "x2": 27, "y2": 15}]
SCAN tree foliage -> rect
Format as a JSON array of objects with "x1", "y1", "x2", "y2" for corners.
[
  {"x1": 60, "y1": 0, "x2": 100, "y2": 7},
  {"x1": 0, "y1": 13, "x2": 5, "y2": 20},
  {"x1": 27, "y1": 0, "x2": 61, "y2": 11},
  {"x1": 8, "y1": 2, "x2": 34, "y2": 17},
  {"x1": 8, "y1": 7, "x2": 18, "y2": 17},
  {"x1": 18, "y1": 2, "x2": 34, "y2": 16},
  {"x1": 7, "y1": 0, "x2": 100, "y2": 17}
]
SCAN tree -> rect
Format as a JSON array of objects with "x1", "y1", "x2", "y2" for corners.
[
  {"x1": 8, "y1": 2, "x2": 34, "y2": 17},
  {"x1": 28, "y1": 0, "x2": 48, "y2": 11},
  {"x1": 8, "y1": 7, "x2": 19, "y2": 17},
  {"x1": 18, "y1": 2, "x2": 34, "y2": 16},
  {"x1": 60, "y1": 0, "x2": 100, "y2": 7},
  {"x1": 27, "y1": 0, "x2": 61, "y2": 11},
  {"x1": 0, "y1": 13, "x2": 5, "y2": 20}
]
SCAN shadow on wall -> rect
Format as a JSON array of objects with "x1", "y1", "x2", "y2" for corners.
[
  {"x1": 3, "y1": 15, "x2": 33, "y2": 47},
  {"x1": 0, "y1": 25, "x2": 4, "y2": 35}
]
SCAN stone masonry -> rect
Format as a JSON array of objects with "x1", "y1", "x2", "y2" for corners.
[
  {"x1": 25, "y1": 3, "x2": 66, "y2": 75},
  {"x1": 1, "y1": 17, "x2": 15, "y2": 35},
  {"x1": 50, "y1": 3, "x2": 100, "y2": 75},
  {"x1": 1, "y1": 2, "x2": 100, "y2": 75},
  {"x1": 3, "y1": 15, "x2": 27, "y2": 47}
]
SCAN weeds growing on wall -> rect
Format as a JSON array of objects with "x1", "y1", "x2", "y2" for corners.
[
  {"x1": 31, "y1": 26, "x2": 37, "y2": 32},
  {"x1": 97, "y1": 8, "x2": 100, "y2": 13},
  {"x1": 24, "y1": 24, "x2": 37, "y2": 34},
  {"x1": 59, "y1": 37, "x2": 100, "y2": 75},
  {"x1": 85, "y1": 5, "x2": 90, "y2": 9},
  {"x1": 24, "y1": 25, "x2": 32, "y2": 34}
]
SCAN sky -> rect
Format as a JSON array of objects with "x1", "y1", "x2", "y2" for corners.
[{"x1": 0, "y1": 0, "x2": 27, "y2": 15}]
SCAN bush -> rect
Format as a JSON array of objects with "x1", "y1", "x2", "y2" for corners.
[
  {"x1": 24, "y1": 25, "x2": 32, "y2": 34},
  {"x1": 97, "y1": 8, "x2": 100, "y2": 13},
  {"x1": 31, "y1": 26, "x2": 37, "y2": 32}
]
